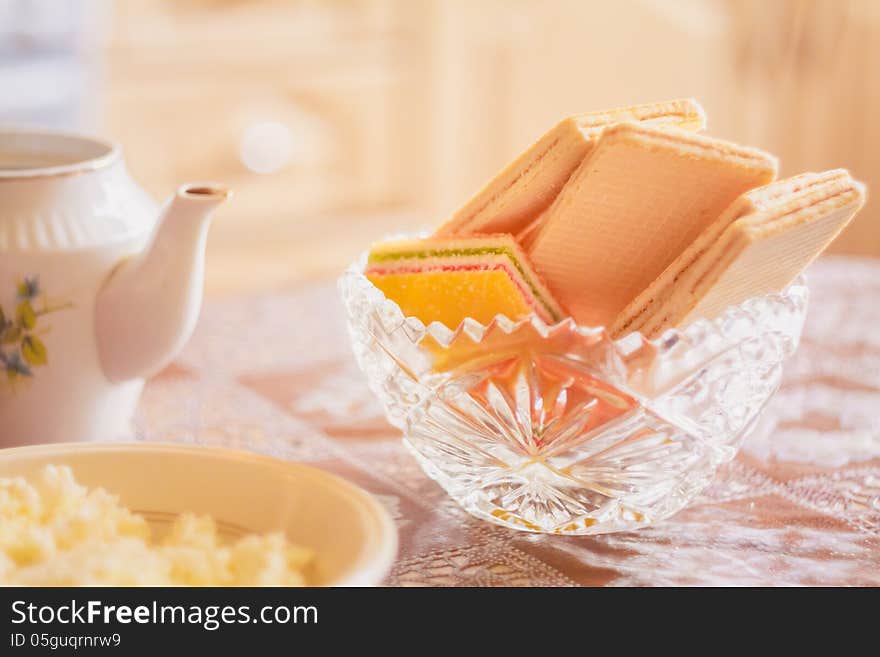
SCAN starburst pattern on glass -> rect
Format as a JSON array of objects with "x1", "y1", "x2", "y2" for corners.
[{"x1": 340, "y1": 254, "x2": 807, "y2": 535}]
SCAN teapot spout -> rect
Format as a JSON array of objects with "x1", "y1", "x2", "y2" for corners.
[{"x1": 95, "y1": 183, "x2": 230, "y2": 382}]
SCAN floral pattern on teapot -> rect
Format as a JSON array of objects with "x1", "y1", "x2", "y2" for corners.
[{"x1": 0, "y1": 277, "x2": 71, "y2": 388}]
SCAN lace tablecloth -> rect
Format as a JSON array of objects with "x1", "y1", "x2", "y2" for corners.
[{"x1": 135, "y1": 256, "x2": 880, "y2": 586}]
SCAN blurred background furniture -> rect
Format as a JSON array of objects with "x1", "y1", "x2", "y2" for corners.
[
  {"x1": 2, "y1": 0, "x2": 878, "y2": 295},
  {"x1": 0, "y1": 0, "x2": 101, "y2": 127}
]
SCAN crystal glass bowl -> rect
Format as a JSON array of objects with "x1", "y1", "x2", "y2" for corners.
[{"x1": 340, "y1": 255, "x2": 807, "y2": 535}]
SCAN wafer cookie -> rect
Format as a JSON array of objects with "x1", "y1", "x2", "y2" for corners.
[
  {"x1": 527, "y1": 122, "x2": 778, "y2": 327},
  {"x1": 639, "y1": 176, "x2": 865, "y2": 336},
  {"x1": 610, "y1": 169, "x2": 850, "y2": 337},
  {"x1": 434, "y1": 99, "x2": 706, "y2": 237}
]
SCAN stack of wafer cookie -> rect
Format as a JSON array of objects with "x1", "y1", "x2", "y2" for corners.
[
  {"x1": 365, "y1": 98, "x2": 866, "y2": 335},
  {"x1": 435, "y1": 99, "x2": 707, "y2": 238}
]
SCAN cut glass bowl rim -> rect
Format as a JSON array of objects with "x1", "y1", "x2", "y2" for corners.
[{"x1": 341, "y1": 247, "x2": 809, "y2": 354}]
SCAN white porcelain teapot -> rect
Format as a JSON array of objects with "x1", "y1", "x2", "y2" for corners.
[{"x1": 0, "y1": 129, "x2": 229, "y2": 446}]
